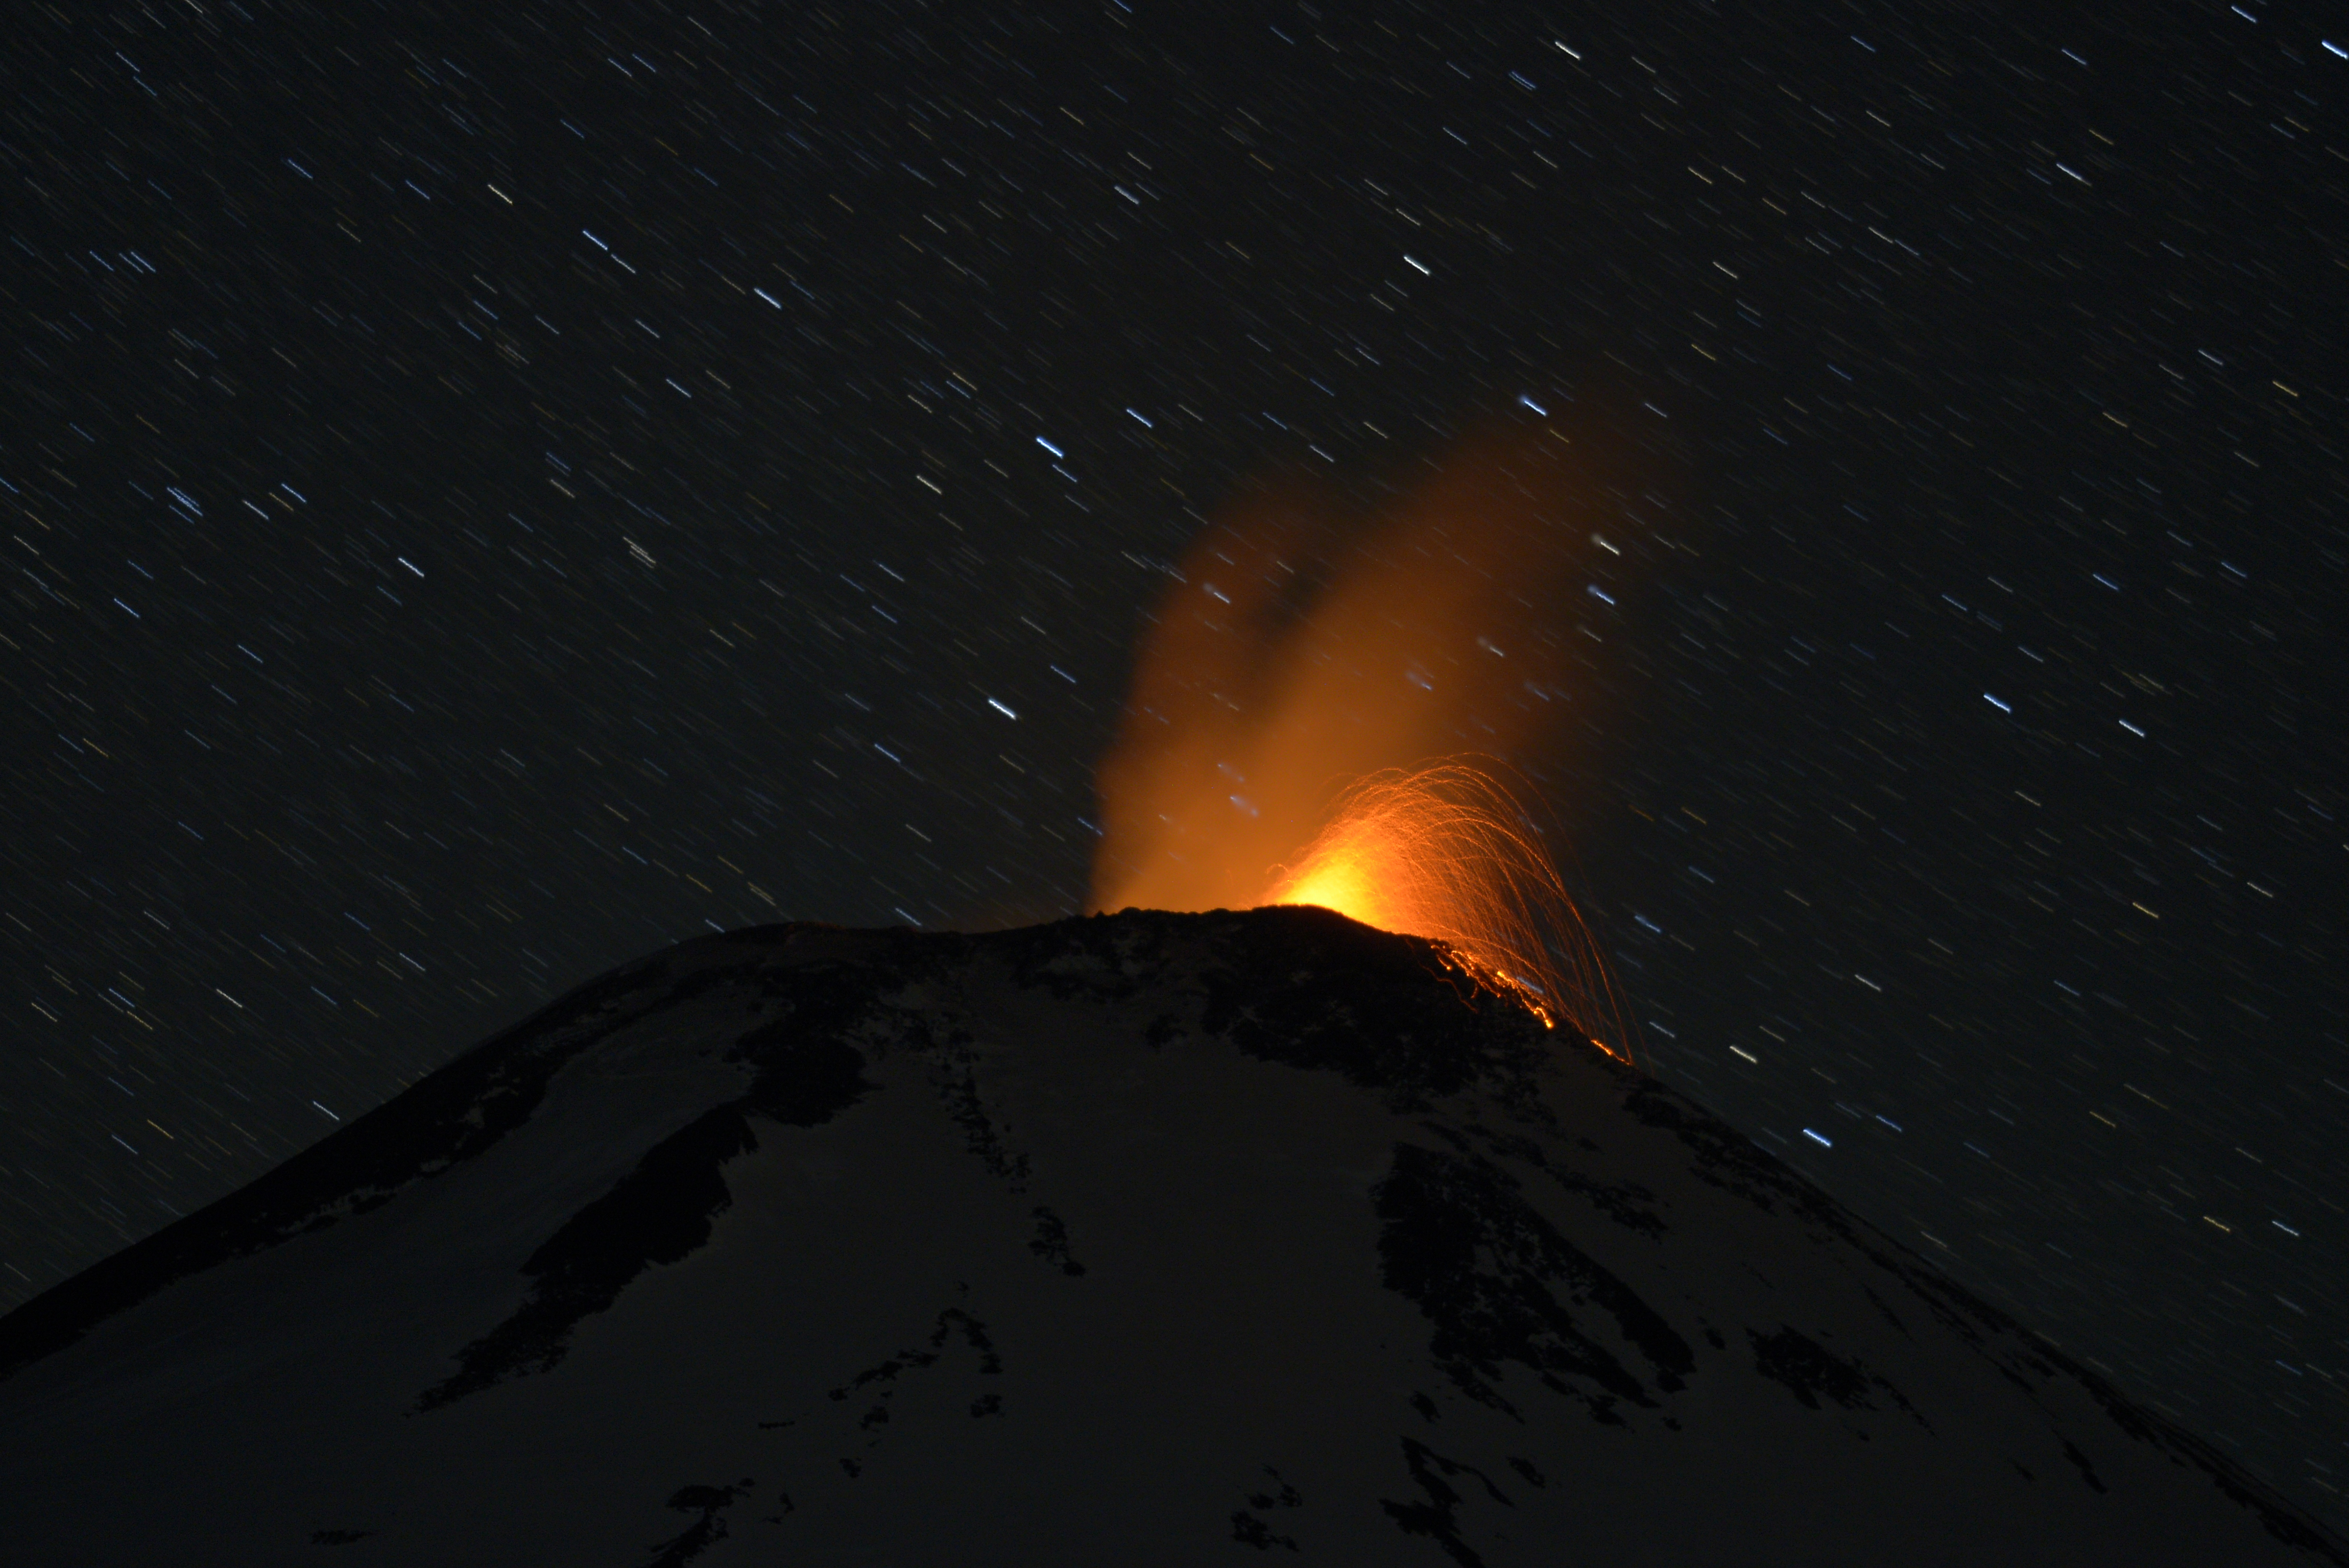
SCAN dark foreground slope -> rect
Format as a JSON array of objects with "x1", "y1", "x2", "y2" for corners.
[{"x1": 0, "y1": 909, "x2": 2337, "y2": 1566}]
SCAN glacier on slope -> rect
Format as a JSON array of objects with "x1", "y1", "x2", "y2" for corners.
[{"x1": 0, "y1": 907, "x2": 2338, "y2": 1566}]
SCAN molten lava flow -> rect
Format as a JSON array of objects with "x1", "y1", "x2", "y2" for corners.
[
  {"x1": 1265, "y1": 762, "x2": 1633, "y2": 1059},
  {"x1": 1090, "y1": 416, "x2": 1645, "y2": 1059}
]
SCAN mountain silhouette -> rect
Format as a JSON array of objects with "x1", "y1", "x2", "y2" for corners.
[{"x1": 1, "y1": 908, "x2": 2338, "y2": 1565}]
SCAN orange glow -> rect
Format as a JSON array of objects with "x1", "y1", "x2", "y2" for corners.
[{"x1": 1089, "y1": 419, "x2": 1638, "y2": 1060}]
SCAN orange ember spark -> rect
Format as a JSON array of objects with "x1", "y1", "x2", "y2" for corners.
[{"x1": 1265, "y1": 762, "x2": 1634, "y2": 1059}]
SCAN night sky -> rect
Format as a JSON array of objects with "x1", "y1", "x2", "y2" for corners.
[{"x1": 5, "y1": 0, "x2": 2344, "y2": 1528}]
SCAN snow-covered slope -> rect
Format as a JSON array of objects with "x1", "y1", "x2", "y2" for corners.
[{"x1": 0, "y1": 908, "x2": 2337, "y2": 1565}]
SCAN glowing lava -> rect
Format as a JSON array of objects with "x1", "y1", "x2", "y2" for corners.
[{"x1": 1264, "y1": 762, "x2": 1631, "y2": 1057}]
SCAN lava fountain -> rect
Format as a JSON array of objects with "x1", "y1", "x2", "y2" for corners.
[
  {"x1": 1264, "y1": 761, "x2": 1632, "y2": 1055},
  {"x1": 1090, "y1": 418, "x2": 1638, "y2": 1059}
]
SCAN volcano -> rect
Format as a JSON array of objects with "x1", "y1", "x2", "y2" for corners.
[{"x1": 0, "y1": 909, "x2": 2337, "y2": 1565}]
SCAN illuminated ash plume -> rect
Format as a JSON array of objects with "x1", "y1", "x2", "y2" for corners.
[{"x1": 1090, "y1": 421, "x2": 1634, "y2": 1055}]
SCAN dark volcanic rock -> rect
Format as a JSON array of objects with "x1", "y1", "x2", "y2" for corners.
[{"x1": 0, "y1": 908, "x2": 2338, "y2": 1565}]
